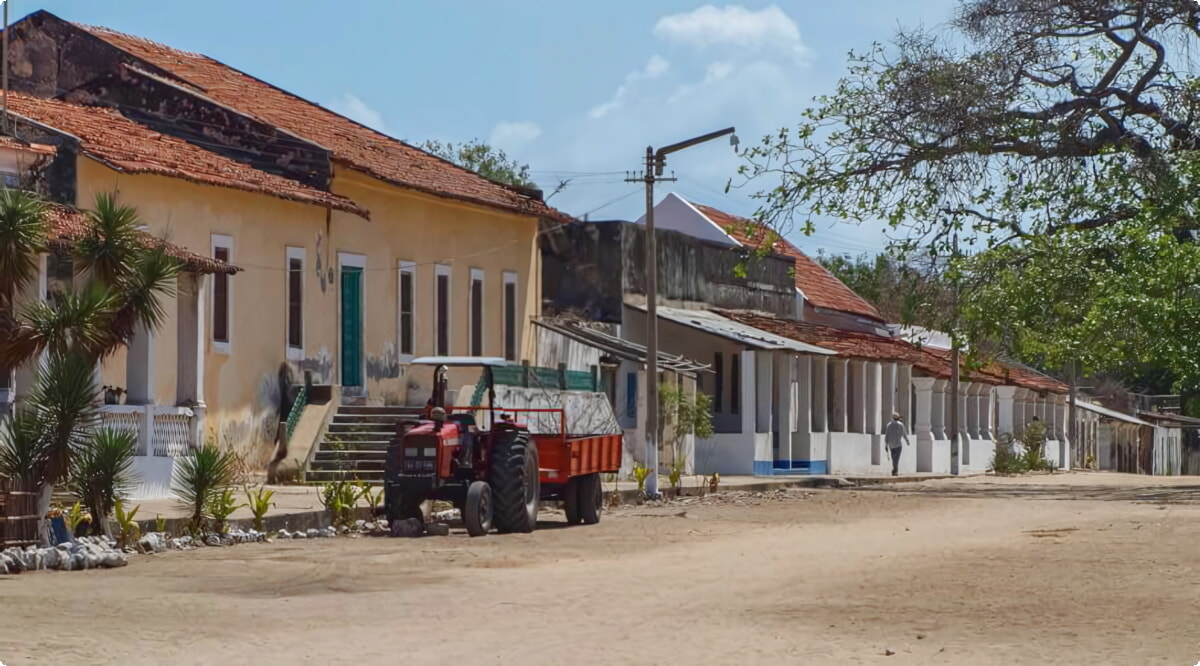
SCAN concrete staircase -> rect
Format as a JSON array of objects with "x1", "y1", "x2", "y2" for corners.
[{"x1": 305, "y1": 405, "x2": 423, "y2": 484}]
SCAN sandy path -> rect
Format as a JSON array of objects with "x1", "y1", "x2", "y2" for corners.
[{"x1": 2, "y1": 477, "x2": 1199, "y2": 665}]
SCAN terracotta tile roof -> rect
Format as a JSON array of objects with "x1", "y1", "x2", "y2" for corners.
[
  {"x1": 46, "y1": 203, "x2": 239, "y2": 275},
  {"x1": 716, "y1": 309, "x2": 1068, "y2": 394},
  {"x1": 4, "y1": 92, "x2": 368, "y2": 219},
  {"x1": 689, "y1": 201, "x2": 883, "y2": 322},
  {"x1": 0, "y1": 136, "x2": 56, "y2": 155},
  {"x1": 76, "y1": 22, "x2": 573, "y2": 223}
]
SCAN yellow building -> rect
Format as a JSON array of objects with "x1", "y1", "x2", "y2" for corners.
[{"x1": 1, "y1": 12, "x2": 567, "y2": 489}]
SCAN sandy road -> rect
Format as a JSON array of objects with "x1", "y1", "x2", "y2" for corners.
[{"x1": 2, "y1": 473, "x2": 1199, "y2": 665}]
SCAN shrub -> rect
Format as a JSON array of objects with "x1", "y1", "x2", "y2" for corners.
[
  {"x1": 206, "y1": 488, "x2": 245, "y2": 534},
  {"x1": 244, "y1": 485, "x2": 276, "y2": 532},
  {"x1": 989, "y1": 433, "x2": 1026, "y2": 475},
  {"x1": 113, "y1": 499, "x2": 140, "y2": 549}
]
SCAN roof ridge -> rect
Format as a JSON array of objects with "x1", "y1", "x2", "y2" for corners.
[{"x1": 73, "y1": 20, "x2": 548, "y2": 206}]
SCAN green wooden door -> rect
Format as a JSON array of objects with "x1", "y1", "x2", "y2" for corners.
[{"x1": 340, "y1": 267, "x2": 363, "y2": 388}]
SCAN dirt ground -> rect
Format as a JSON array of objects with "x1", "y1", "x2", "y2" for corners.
[{"x1": 3, "y1": 472, "x2": 1200, "y2": 665}]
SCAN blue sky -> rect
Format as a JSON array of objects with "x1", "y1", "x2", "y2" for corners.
[{"x1": 24, "y1": 0, "x2": 956, "y2": 256}]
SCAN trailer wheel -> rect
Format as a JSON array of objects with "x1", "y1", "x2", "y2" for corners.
[
  {"x1": 491, "y1": 427, "x2": 539, "y2": 534},
  {"x1": 578, "y1": 473, "x2": 603, "y2": 525},
  {"x1": 463, "y1": 481, "x2": 493, "y2": 537},
  {"x1": 563, "y1": 478, "x2": 582, "y2": 525}
]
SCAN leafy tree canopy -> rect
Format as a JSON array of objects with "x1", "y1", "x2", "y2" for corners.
[
  {"x1": 421, "y1": 139, "x2": 535, "y2": 189},
  {"x1": 741, "y1": 0, "x2": 1200, "y2": 385}
]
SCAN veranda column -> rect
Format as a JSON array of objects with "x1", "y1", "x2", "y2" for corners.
[
  {"x1": 774, "y1": 352, "x2": 794, "y2": 469},
  {"x1": 979, "y1": 385, "x2": 995, "y2": 439},
  {"x1": 740, "y1": 351, "x2": 756, "y2": 436},
  {"x1": 811, "y1": 355, "x2": 828, "y2": 433},
  {"x1": 848, "y1": 360, "x2": 866, "y2": 433},
  {"x1": 866, "y1": 361, "x2": 882, "y2": 435},
  {"x1": 932, "y1": 379, "x2": 948, "y2": 440},
  {"x1": 189, "y1": 274, "x2": 208, "y2": 448},
  {"x1": 831, "y1": 359, "x2": 848, "y2": 433},
  {"x1": 1013, "y1": 388, "x2": 1030, "y2": 434},
  {"x1": 966, "y1": 383, "x2": 981, "y2": 439},
  {"x1": 880, "y1": 362, "x2": 896, "y2": 423},
  {"x1": 958, "y1": 382, "x2": 972, "y2": 467},
  {"x1": 896, "y1": 364, "x2": 913, "y2": 424},
  {"x1": 912, "y1": 377, "x2": 936, "y2": 473},
  {"x1": 1055, "y1": 393, "x2": 1070, "y2": 470},
  {"x1": 796, "y1": 355, "x2": 813, "y2": 435},
  {"x1": 995, "y1": 386, "x2": 1017, "y2": 437}
]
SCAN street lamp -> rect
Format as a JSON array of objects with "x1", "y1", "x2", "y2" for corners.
[{"x1": 631, "y1": 127, "x2": 736, "y2": 498}]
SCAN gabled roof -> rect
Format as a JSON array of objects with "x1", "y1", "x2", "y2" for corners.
[
  {"x1": 688, "y1": 200, "x2": 883, "y2": 322},
  {"x1": 73, "y1": 19, "x2": 571, "y2": 223},
  {"x1": 5, "y1": 92, "x2": 368, "y2": 218},
  {"x1": 46, "y1": 204, "x2": 239, "y2": 275}
]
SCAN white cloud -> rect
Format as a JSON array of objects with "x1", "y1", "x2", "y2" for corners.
[
  {"x1": 589, "y1": 55, "x2": 671, "y2": 119},
  {"x1": 490, "y1": 121, "x2": 542, "y2": 150},
  {"x1": 327, "y1": 93, "x2": 388, "y2": 132},
  {"x1": 654, "y1": 5, "x2": 811, "y2": 62}
]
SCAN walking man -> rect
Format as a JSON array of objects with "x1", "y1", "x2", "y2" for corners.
[{"x1": 885, "y1": 412, "x2": 911, "y2": 476}]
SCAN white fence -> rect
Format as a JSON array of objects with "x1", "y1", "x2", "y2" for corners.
[{"x1": 98, "y1": 405, "x2": 195, "y2": 458}]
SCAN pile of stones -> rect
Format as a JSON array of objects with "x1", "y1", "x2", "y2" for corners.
[{"x1": 1, "y1": 537, "x2": 127, "y2": 574}]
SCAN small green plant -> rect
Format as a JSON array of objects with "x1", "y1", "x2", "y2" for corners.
[
  {"x1": 155, "y1": 513, "x2": 167, "y2": 534},
  {"x1": 989, "y1": 433, "x2": 1026, "y2": 475},
  {"x1": 708, "y1": 472, "x2": 720, "y2": 494},
  {"x1": 65, "y1": 501, "x2": 90, "y2": 534},
  {"x1": 244, "y1": 485, "x2": 276, "y2": 532},
  {"x1": 113, "y1": 499, "x2": 140, "y2": 549},
  {"x1": 1020, "y1": 421, "x2": 1052, "y2": 472},
  {"x1": 631, "y1": 465, "x2": 651, "y2": 494},
  {"x1": 207, "y1": 488, "x2": 246, "y2": 534},
  {"x1": 1085, "y1": 454, "x2": 1096, "y2": 469},
  {"x1": 358, "y1": 481, "x2": 384, "y2": 512},
  {"x1": 318, "y1": 479, "x2": 362, "y2": 526},
  {"x1": 667, "y1": 451, "x2": 687, "y2": 495}
]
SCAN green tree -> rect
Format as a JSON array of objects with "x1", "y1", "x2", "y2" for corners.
[
  {"x1": 740, "y1": 0, "x2": 1200, "y2": 383},
  {"x1": 0, "y1": 191, "x2": 178, "y2": 540},
  {"x1": 817, "y1": 250, "x2": 954, "y2": 329},
  {"x1": 420, "y1": 139, "x2": 534, "y2": 188}
]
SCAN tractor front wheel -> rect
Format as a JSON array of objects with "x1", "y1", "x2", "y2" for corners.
[
  {"x1": 463, "y1": 481, "x2": 493, "y2": 537},
  {"x1": 577, "y1": 473, "x2": 603, "y2": 525},
  {"x1": 491, "y1": 427, "x2": 540, "y2": 534}
]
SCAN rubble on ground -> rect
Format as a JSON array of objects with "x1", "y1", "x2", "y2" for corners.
[{"x1": 613, "y1": 488, "x2": 816, "y2": 511}]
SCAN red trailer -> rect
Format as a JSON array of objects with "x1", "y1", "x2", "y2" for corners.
[{"x1": 384, "y1": 357, "x2": 622, "y2": 536}]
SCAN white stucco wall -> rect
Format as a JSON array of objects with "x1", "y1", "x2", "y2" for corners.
[{"x1": 633, "y1": 192, "x2": 740, "y2": 247}]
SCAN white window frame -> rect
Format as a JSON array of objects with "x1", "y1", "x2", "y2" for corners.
[
  {"x1": 285, "y1": 246, "x2": 305, "y2": 361},
  {"x1": 434, "y1": 263, "x2": 452, "y2": 356},
  {"x1": 469, "y1": 268, "x2": 485, "y2": 357},
  {"x1": 502, "y1": 270, "x2": 518, "y2": 362},
  {"x1": 210, "y1": 234, "x2": 234, "y2": 355},
  {"x1": 397, "y1": 260, "x2": 416, "y2": 362}
]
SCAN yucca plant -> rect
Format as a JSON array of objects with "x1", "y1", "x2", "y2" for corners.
[
  {"x1": 357, "y1": 481, "x2": 383, "y2": 513},
  {"x1": 0, "y1": 409, "x2": 48, "y2": 485},
  {"x1": 172, "y1": 440, "x2": 237, "y2": 534},
  {"x1": 244, "y1": 485, "x2": 275, "y2": 532},
  {"x1": 113, "y1": 499, "x2": 140, "y2": 549},
  {"x1": 0, "y1": 188, "x2": 48, "y2": 319},
  {"x1": 72, "y1": 427, "x2": 139, "y2": 538}
]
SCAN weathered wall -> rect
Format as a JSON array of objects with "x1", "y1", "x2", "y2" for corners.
[
  {"x1": 541, "y1": 221, "x2": 796, "y2": 323},
  {"x1": 6, "y1": 11, "x2": 332, "y2": 188},
  {"x1": 77, "y1": 158, "x2": 330, "y2": 466},
  {"x1": 330, "y1": 167, "x2": 542, "y2": 406}
]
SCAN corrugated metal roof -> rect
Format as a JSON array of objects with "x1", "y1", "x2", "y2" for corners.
[
  {"x1": 633, "y1": 305, "x2": 836, "y2": 355},
  {"x1": 1077, "y1": 401, "x2": 1155, "y2": 427},
  {"x1": 532, "y1": 318, "x2": 710, "y2": 375}
]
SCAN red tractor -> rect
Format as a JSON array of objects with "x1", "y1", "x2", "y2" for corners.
[{"x1": 384, "y1": 357, "x2": 622, "y2": 536}]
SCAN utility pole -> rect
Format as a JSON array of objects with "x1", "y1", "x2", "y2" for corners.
[
  {"x1": 628, "y1": 127, "x2": 737, "y2": 498},
  {"x1": 949, "y1": 230, "x2": 961, "y2": 475},
  {"x1": 1068, "y1": 358, "x2": 1078, "y2": 467}
]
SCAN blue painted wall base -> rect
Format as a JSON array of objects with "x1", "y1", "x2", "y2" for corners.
[{"x1": 753, "y1": 460, "x2": 829, "y2": 476}]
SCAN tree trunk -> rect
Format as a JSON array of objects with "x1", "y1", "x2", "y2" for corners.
[{"x1": 35, "y1": 483, "x2": 53, "y2": 546}]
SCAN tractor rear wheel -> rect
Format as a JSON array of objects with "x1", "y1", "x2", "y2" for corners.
[
  {"x1": 578, "y1": 473, "x2": 603, "y2": 525},
  {"x1": 491, "y1": 427, "x2": 540, "y2": 534},
  {"x1": 463, "y1": 481, "x2": 493, "y2": 537},
  {"x1": 563, "y1": 478, "x2": 582, "y2": 525}
]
